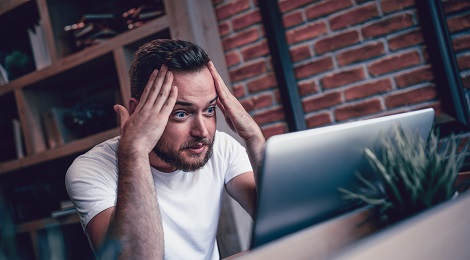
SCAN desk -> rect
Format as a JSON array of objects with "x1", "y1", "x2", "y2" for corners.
[
  {"x1": 234, "y1": 207, "x2": 379, "y2": 259},
  {"x1": 234, "y1": 191, "x2": 470, "y2": 259},
  {"x1": 333, "y1": 191, "x2": 470, "y2": 260}
]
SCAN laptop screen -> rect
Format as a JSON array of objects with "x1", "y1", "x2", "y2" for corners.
[{"x1": 250, "y1": 108, "x2": 435, "y2": 248}]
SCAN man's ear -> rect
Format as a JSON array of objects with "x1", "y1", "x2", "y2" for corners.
[{"x1": 129, "y1": 98, "x2": 139, "y2": 115}]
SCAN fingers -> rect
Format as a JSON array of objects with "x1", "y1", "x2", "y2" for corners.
[
  {"x1": 153, "y1": 70, "x2": 174, "y2": 110},
  {"x1": 138, "y1": 69, "x2": 159, "y2": 106},
  {"x1": 160, "y1": 86, "x2": 178, "y2": 115},
  {"x1": 208, "y1": 61, "x2": 229, "y2": 99},
  {"x1": 114, "y1": 104, "x2": 130, "y2": 130},
  {"x1": 146, "y1": 65, "x2": 169, "y2": 109}
]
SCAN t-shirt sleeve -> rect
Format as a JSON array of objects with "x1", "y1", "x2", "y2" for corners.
[
  {"x1": 65, "y1": 148, "x2": 118, "y2": 233},
  {"x1": 219, "y1": 132, "x2": 253, "y2": 184}
]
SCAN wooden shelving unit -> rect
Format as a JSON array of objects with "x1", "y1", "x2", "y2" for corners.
[
  {"x1": 0, "y1": 0, "x2": 233, "y2": 258},
  {"x1": 0, "y1": 0, "x2": 171, "y2": 258}
]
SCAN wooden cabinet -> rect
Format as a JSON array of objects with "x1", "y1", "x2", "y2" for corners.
[{"x1": 0, "y1": 0, "x2": 171, "y2": 258}]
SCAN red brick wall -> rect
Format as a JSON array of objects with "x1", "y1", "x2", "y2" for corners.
[{"x1": 213, "y1": 0, "x2": 470, "y2": 140}]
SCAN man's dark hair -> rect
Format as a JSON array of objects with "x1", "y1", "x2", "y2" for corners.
[{"x1": 129, "y1": 39, "x2": 210, "y2": 99}]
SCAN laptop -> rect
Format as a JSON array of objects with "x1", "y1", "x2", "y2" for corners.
[{"x1": 250, "y1": 108, "x2": 435, "y2": 248}]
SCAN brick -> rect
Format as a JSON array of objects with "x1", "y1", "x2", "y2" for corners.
[
  {"x1": 279, "y1": 0, "x2": 317, "y2": 13},
  {"x1": 302, "y1": 91, "x2": 342, "y2": 112},
  {"x1": 215, "y1": 0, "x2": 250, "y2": 20},
  {"x1": 362, "y1": 13, "x2": 414, "y2": 39},
  {"x1": 219, "y1": 21, "x2": 231, "y2": 36},
  {"x1": 443, "y1": 0, "x2": 470, "y2": 14},
  {"x1": 229, "y1": 60, "x2": 267, "y2": 82},
  {"x1": 253, "y1": 106, "x2": 286, "y2": 125},
  {"x1": 329, "y1": 3, "x2": 379, "y2": 31},
  {"x1": 232, "y1": 84, "x2": 246, "y2": 98},
  {"x1": 453, "y1": 35, "x2": 470, "y2": 52},
  {"x1": 388, "y1": 29, "x2": 424, "y2": 51},
  {"x1": 306, "y1": 0, "x2": 353, "y2": 20},
  {"x1": 223, "y1": 28, "x2": 260, "y2": 50},
  {"x1": 262, "y1": 123, "x2": 288, "y2": 139},
  {"x1": 457, "y1": 54, "x2": 470, "y2": 70},
  {"x1": 321, "y1": 67, "x2": 365, "y2": 90},
  {"x1": 247, "y1": 73, "x2": 278, "y2": 93},
  {"x1": 356, "y1": 0, "x2": 373, "y2": 3},
  {"x1": 232, "y1": 10, "x2": 262, "y2": 31},
  {"x1": 337, "y1": 42, "x2": 385, "y2": 66},
  {"x1": 252, "y1": 93, "x2": 274, "y2": 109},
  {"x1": 381, "y1": 0, "x2": 415, "y2": 14},
  {"x1": 334, "y1": 98, "x2": 383, "y2": 121},
  {"x1": 306, "y1": 112, "x2": 332, "y2": 128},
  {"x1": 395, "y1": 66, "x2": 433, "y2": 88},
  {"x1": 290, "y1": 44, "x2": 311, "y2": 62},
  {"x1": 368, "y1": 51, "x2": 421, "y2": 76},
  {"x1": 345, "y1": 78, "x2": 393, "y2": 100},
  {"x1": 286, "y1": 21, "x2": 327, "y2": 44},
  {"x1": 385, "y1": 85, "x2": 437, "y2": 108},
  {"x1": 240, "y1": 98, "x2": 254, "y2": 112},
  {"x1": 283, "y1": 10, "x2": 304, "y2": 28},
  {"x1": 314, "y1": 30, "x2": 360, "y2": 54},
  {"x1": 295, "y1": 57, "x2": 334, "y2": 79},
  {"x1": 225, "y1": 51, "x2": 241, "y2": 67},
  {"x1": 241, "y1": 40, "x2": 269, "y2": 61},
  {"x1": 447, "y1": 13, "x2": 470, "y2": 33},
  {"x1": 298, "y1": 80, "x2": 318, "y2": 96}
]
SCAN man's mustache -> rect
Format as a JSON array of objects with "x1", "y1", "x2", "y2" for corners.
[{"x1": 180, "y1": 138, "x2": 212, "y2": 150}]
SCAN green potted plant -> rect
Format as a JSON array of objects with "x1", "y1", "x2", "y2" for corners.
[{"x1": 339, "y1": 125, "x2": 468, "y2": 226}]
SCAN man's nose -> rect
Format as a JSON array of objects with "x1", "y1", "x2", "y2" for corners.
[{"x1": 190, "y1": 115, "x2": 209, "y2": 138}]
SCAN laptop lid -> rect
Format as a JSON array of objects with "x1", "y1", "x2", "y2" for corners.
[{"x1": 250, "y1": 108, "x2": 435, "y2": 249}]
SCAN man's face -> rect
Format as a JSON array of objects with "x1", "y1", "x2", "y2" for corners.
[{"x1": 152, "y1": 67, "x2": 217, "y2": 172}]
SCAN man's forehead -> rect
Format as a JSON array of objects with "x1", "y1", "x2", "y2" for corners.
[{"x1": 172, "y1": 68, "x2": 216, "y2": 101}]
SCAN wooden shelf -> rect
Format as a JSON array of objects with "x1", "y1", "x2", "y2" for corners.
[
  {"x1": 0, "y1": 127, "x2": 119, "y2": 174},
  {"x1": 0, "y1": 15, "x2": 169, "y2": 95}
]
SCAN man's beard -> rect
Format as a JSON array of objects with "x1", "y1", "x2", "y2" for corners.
[{"x1": 152, "y1": 136, "x2": 214, "y2": 172}]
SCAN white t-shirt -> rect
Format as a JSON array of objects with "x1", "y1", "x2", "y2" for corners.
[{"x1": 65, "y1": 130, "x2": 252, "y2": 260}]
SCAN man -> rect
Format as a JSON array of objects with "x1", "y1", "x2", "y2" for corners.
[{"x1": 65, "y1": 39, "x2": 265, "y2": 259}]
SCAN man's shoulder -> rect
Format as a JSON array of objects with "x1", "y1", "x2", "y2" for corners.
[{"x1": 69, "y1": 136, "x2": 120, "y2": 170}]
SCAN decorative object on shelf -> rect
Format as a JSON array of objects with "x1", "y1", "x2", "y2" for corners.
[
  {"x1": 63, "y1": 0, "x2": 164, "y2": 51},
  {"x1": 63, "y1": 94, "x2": 117, "y2": 137},
  {"x1": 3, "y1": 50, "x2": 34, "y2": 80},
  {"x1": 339, "y1": 125, "x2": 468, "y2": 226}
]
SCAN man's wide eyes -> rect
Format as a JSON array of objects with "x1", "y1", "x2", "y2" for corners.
[
  {"x1": 174, "y1": 111, "x2": 187, "y2": 118},
  {"x1": 206, "y1": 106, "x2": 216, "y2": 114}
]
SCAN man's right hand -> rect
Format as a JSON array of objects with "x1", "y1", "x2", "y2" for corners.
[{"x1": 113, "y1": 65, "x2": 178, "y2": 154}]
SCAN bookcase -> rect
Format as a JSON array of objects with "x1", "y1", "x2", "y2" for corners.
[{"x1": 0, "y1": 0, "x2": 229, "y2": 259}]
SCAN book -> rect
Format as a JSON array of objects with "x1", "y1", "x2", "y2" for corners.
[
  {"x1": 28, "y1": 20, "x2": 51, "y2": 71},
  {"x1": 0, "y1": 63, "x2": 8, "y2": 86},
  {"x1": 51, "y1": 207, "x2": 77, "y2": 218},
  {"x1": 60, "y1": 200, "x2": 74, "y2": 209},
  {"x1": 12, "y1": 119, "x2": 24, "y2": 159},
  {"x1": 41, "y1": 107, "x2": 76, "y2": 148}
]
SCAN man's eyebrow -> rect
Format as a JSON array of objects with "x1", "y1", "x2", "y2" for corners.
[
  {"x1": 174, "y1": 95, "x2": 218, "y2": 107},
  {"x1": 208, "y1": 95, "x2": 218, "y2": 105}
]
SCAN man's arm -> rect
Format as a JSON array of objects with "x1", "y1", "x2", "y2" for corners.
[
  {"x1": 86, "y1": 65, "x2": 177, "y2": 259},
  {"x1": 208, "y1": 61, "x2": 266, "y2": 217}
]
